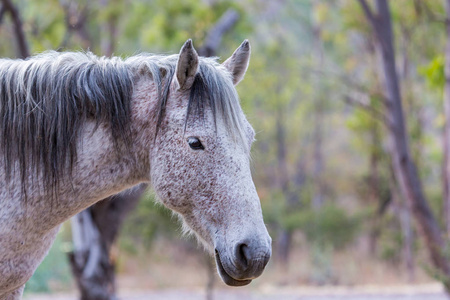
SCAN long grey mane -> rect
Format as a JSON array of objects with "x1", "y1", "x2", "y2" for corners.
[{"x1": 0, "y1": 51, "x2": 246, "y2": 200}]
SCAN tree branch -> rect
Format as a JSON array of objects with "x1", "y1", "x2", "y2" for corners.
[
  {"x1": 1, "y1": 0, "x2": 30, "y2": 58},
  {"x1": 198, "y1": 9, "x2": 240, "y2": 57},
  {"x1": 416, "y1": 0, "x2": 447, "y2": 24},
  {"x1": 358, "y1": 0, "x2": 378, "y2": 29},
  {"x1": 344, "y1": 94, "x2": 386, "y2": 122}
]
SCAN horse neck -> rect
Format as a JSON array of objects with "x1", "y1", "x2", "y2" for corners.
[
  {"x1": 0, "y1": 77, "x2": 157, "y2": 232},
  {"x1": 63, "y1": 76, "x2": 166, "y2": 218},
  {"x1": 25, "y1": 121, "x2": 148, "y2": 230},
  {"x1": 39, "y1": 78, "x2": 160, "y2": 229}
]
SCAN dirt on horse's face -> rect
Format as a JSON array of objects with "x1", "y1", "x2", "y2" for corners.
[{"x1": 150, "y1": 40, "x2": 271, "y2": 286}]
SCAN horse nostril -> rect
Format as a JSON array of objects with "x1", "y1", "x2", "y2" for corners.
[{"x1": 235, "y1": 243, "x2": 249, "y2": 269}]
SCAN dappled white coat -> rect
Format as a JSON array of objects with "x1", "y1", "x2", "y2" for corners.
[{"x1": 0, "y1": 40, "x2": 271, "y2": 299}]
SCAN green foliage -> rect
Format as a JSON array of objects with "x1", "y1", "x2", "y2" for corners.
[
  {"x1": 119, "y1": 191, "x2": 180, "y2": 252},
  {"x1": 425, "y1": 263, "x2": 450, "y2": 293},
  {"x1": 21, "y1": 0, "x2": 66, "y2": 52},
  {"x1": 24, "y1": 233, "x2": 72, "y2": 293},
  {"x1": 123, "y1": 0, "x2": 249, "y2": 55},
  {"x1": 1, "y1": 0, "x2": 249, "y2": 57},
  {"x1": 310, "y1": 243, "x2": 335, "y2": 285},
  {"x1": 378, "y1": 216, "x2": 403, "y2": 262},
  {"x1": 287, "y1": 203, "x2": 361, "y2": 250},
  {"x1": 138, "y1": 0, "x2": 246, "y2": 51},
  {"x1": 261, "y1": 189, "x2": 289, "y2": 227},
  {"x1": 419, "y1": 55, "x2": 445, "y2": 91}
]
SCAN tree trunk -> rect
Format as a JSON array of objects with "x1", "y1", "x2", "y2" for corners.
[
  {"x1": 276, "y1": 229, "x2": 292, "y2": 267},
  {"x1": 443, "y1": 0, "x2": 450, "y2": 239},
  {"x1": 69, "y1": 184, "x2": 147, "y2": 300},
  {"x1": 274, "y1": 106, "x2": 305, "y2": 267},
  {"x1": 311, "y1": 8, "x2": 325, "y2": 210},
  {"x1": 359, "y1": 0, "x2": 450, "y2": 288},
  {"x1": 399, "y1": 194, "x2": 415, "y2": 282},
  {"x1": 368, "y1": 134, "x2": 381, "y2": 255},
  {"x1": 274, "y1": 109, "x2": 291, "y2": 266},
  {"x1": 312, "y1": 102, "x2": 324, "y2": 210}
]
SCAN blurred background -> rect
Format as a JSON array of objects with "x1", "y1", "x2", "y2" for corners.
[{"x1": 2, "y1": 0, "x2": 450, "y2": 299}]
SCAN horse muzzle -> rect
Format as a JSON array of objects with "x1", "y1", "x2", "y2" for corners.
[{"x1": 214, "y1": 235, "x2": 272, "y2": 287}]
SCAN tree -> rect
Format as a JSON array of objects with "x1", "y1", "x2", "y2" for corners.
[
  {"x1": 443, "y1": 0, "x2": 450, "y2": 239},
  {"x1": 69, "y1": 185, "x2": 146, "y2": 300},
  {"x1": 358, "y1": 0, "x2": 450, "y2": 289}
]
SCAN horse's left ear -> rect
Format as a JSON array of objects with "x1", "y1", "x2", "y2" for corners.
[
  {"x1": 222, "y1": 40, "x2": 251, "y2": 85},
  {"x1": 176, "y1": 39, "x2": 199, "y2": 90}
]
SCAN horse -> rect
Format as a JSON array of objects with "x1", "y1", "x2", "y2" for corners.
[{"x1": 0, "y1": 39, "x2": 271, "y2": 299}]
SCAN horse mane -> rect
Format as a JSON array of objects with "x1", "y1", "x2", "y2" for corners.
[
  {"x1": 0, "y1": 52, "x2": 134, "y2": 199},
  {"x1": 0, "y1": 51, "x2": 247, "y2": 199}
]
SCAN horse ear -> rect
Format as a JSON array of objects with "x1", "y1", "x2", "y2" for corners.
[
  {"x1": 176, "y1": 39, "x2": 199, "y2": 90},
  {"x1": 222, "y1": 40, "x2": 251, "y2": 85}
]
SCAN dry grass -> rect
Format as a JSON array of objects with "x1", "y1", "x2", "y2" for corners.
[
  {"x1": 114, "y1": 234, "x2": 436, "y2": 291},
  {"x1": 24, "y1": 234, "x2": 446, "y2": 300}
]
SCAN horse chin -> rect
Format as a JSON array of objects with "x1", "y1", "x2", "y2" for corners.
[{"x1": 214, "y1": 250, "x2": 252, "y2": 287}]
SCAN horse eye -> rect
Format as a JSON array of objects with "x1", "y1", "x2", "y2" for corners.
[{"x1": 187, "y1": 137, "x2": 204, "y2": 150}]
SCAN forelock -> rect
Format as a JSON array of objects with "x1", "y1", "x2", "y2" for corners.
[{"x1": 186, "y1": 57, "x2": 248, "y2": 150}]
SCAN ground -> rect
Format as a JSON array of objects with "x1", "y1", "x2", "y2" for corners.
[
  {"x1": 24, "y1": 284, "x2": 450, "y2": 300},
  {"x1": 23, "y1": 233, "x2": 450, "y2": 300}
]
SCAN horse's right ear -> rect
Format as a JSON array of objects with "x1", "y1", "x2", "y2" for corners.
[{"x1": 175, "y1": 39, "x2": 199, "y2": 90}]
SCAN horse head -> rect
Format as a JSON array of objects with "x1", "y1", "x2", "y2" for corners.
[{"x1": 150, "y1": 40, "x2": 271, "y2": 286}]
